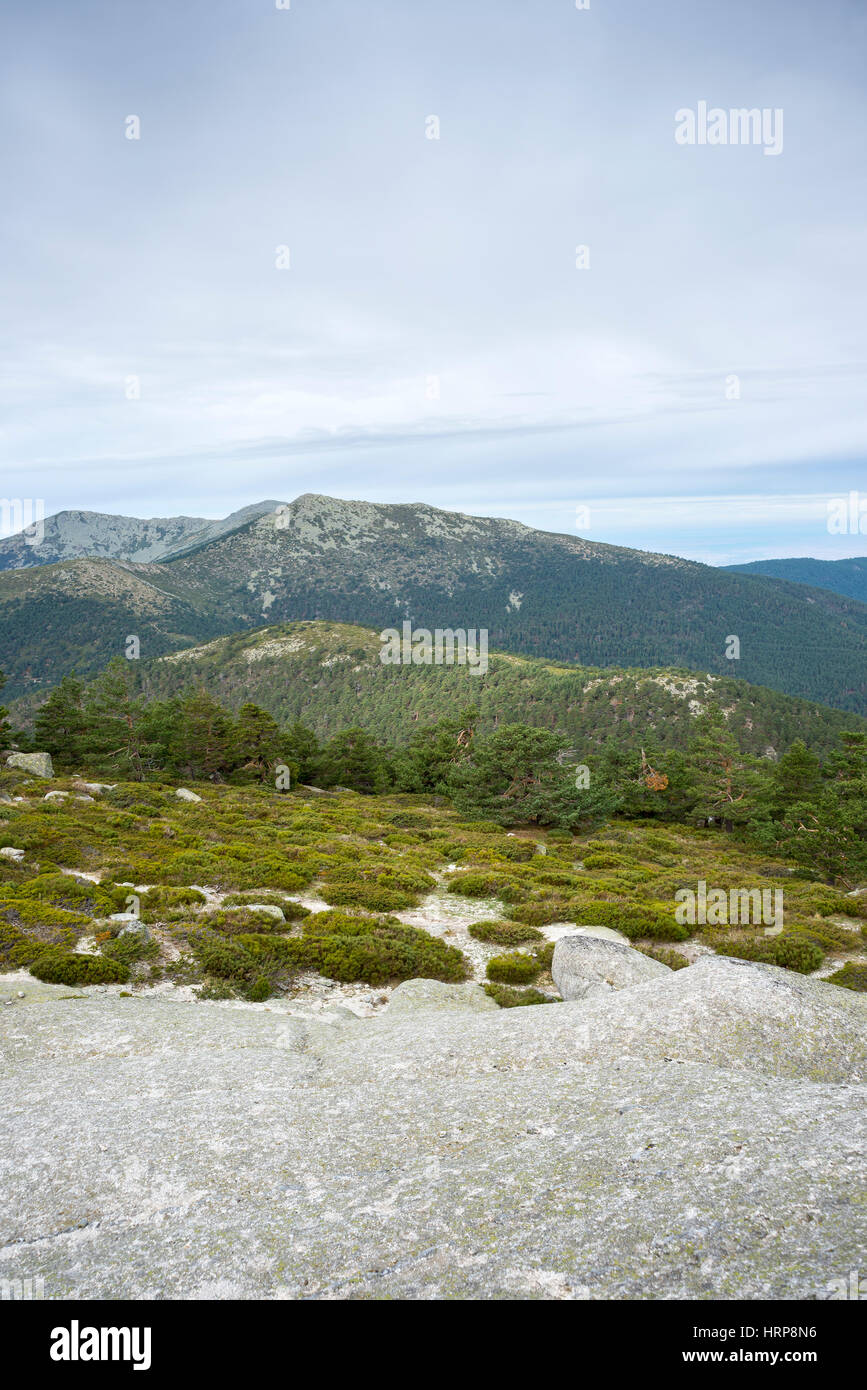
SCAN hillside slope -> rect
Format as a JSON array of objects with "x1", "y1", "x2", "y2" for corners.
[
  {"x1": 126, "y1": 619, "x2": 864, "y2": 757},
  {"x1": 723, "y1": 555, "x2": 867, "y2": 605},
  {"x1": 3, "y1": 494, "x2": 867, "y2": 714}
]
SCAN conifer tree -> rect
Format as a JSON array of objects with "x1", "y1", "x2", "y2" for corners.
[{"x1": 33, "y1": 674, "x2": 87, "y2": 767}]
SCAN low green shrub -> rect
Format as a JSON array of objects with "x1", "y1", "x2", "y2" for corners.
[
  {"x1": 636, "y1": 945, "x2": 690, "y2": 971},
  {"x1": 575, "y1": 902, "x2": 688, "y2": 942},
  {"x1": 0, "y1": 872, "x2": 121, "y2": 916},
  {"x1": 140, "y1": 885, "x2": 207, "y2": 910},
  {"x1": 506, "y1": 899, "x2": 571, "y2": 927},
  {"x1": 792, "y1": 886, "x2": 863, "y2": 918},
  {"x1": 0, "y1": 899, "x2": 92, "y2": 934},
  {"x1": 467, "y1": 920, "x2": 544, "y2": 945},
  {"x1": 245, "y1": 911, "x2": 469, "y2": 986},
  {"x1": 222, "y1": 892, "x2": 310, "y2": 921},
  {"x1": 581, "y1": 852, "x2": 630, "y2": 869},
  {"x1": 0, "y1": 921, "x2": 42, "y2": 966},
  {"x1": 194, "y1": 907, "x2": 290, "y2": 935},
  {"x1": 787, "y1": 920, "x2": 859, "y2": 953},
  {"x1": 824, "y1": 962, "x2": 867, "y2": 992},
  {"x1": 486, "y1": 952, "x2": 541, "y2": 985},
  {"x1": 466, "y1": 840, "x2": 538, "y2": 865},
  {"x1": 534, "y1": 941, "x2": 555, "y2": 973},
  {"x1": 447, "y1": 871, "x2": 529, "y2": 903},
  {"x1": 100, "y1": 932, "x2": 159, "y2": 967},
  {"x1": 319, "y1": 882, "x2": 418, "y2": 913},
  {"x1": 29, "y1": 948, "x2": 130, "y2": 985},
  {"x1": 483, "y1": 983, "x2": 556, "y2": 1008},
  {"x1": 714, "y1": 935, "x2": 823, "y2": 974}
]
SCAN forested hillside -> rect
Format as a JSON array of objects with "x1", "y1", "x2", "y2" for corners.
[
  {"x1": 723, "y1": 555, "x2": 867, "y2": 605},
  {"x1": 2, "y1": 495, "x2": 866, "y2": 714}
]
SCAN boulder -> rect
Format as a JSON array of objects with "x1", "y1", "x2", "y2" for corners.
[
  {"x1": 0, "y1": 956, "x2": 865, "y2": 1300},
  {"x1": 175, "y1": 788, "x2": 202, "y2": 803},
  {"x1": 6, "y1": 752, "x2": 53, "y2": 779},
  {"x1": 43, "y1": 790, "x2": 68, "y2": 802},
  {"x1": 117, "y1": 921, "x2": 151, "y2": 942},
  {"x1": 0, "y1": 847, "x2": 24, "y2": 861},
  {"x1": 385, "y1": 978, "x2": 499, "y2": 1015},
  {"x1": 552, "y1": 932, "x2": 671, "y2": 1000}
]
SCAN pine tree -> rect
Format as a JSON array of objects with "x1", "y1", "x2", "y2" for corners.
[
  {"x1": 233, "y1": 702, "x2": 284, "y2": 780},
  {"x1": 764, "y1": 739, "x2": 823, "y2": 815},
  {"x1": 449, "y1": 724, "x2": 616, "y2": 829},
  {"x1": 175, "y1": 689, "x2": 234, "y2": 780},
  {"x1": 318, "y1": 728, "x2": 392, "y2": 794},
  {"x1": 774, "y1": 731, "x2": 867, "y2": 885},
  {"x1": 281, "y1": 722, "x2": 321, "y2": 784},
  {"x1": 33, "y1": 674, "x2": 87, "y2": 766},
  {"x1": 82, "y1": 660, "x2": 156, "y2": 780},
  {"x1": 684, "y1": 707, "x2": 768, "y2": 829}
]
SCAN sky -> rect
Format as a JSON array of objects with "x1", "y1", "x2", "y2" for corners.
[{"x1": 1, "y1": 0, "x2": 865, "y2": 564}]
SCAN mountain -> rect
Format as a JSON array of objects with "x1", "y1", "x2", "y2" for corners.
[
  {"x1": 2, "y1": 493, "x2": 867, "y2": 715},
  {"x1": 723, "y1": 556, "x2": 867, "y2": 606},
  {"x1": 126, "y1": 619, "x2": 865, "y2": 758},
  {"x1": 0, "y1": 500, "x2": 284, "y2": 570}
]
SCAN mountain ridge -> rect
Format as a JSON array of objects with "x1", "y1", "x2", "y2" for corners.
[
  {"x1": 723, "y1": 555, "x2": 867, "y2": 605},
  {"x1": 3, "y1": 493, "x2": 866, "y2": 715}
]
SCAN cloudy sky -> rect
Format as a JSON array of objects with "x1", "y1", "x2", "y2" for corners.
[{"x1": 1, "y1": 0, "x2": 865, "y2": 562}]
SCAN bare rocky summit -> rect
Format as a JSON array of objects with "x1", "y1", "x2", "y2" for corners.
[{"x1": 1, "y1": 955, "x2": 864, "y2": 1300}]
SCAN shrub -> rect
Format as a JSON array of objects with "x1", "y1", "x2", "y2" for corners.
[
  {"x1": 140, "y1": 885, "x2": 207, "y2": 910},
  {"x1": 29, "y1": 948, "x2": 130, "y2": 985},
  {"x1": 0, "y1": 921, "x2": 42, "y2": 967},
  {"x1": 714, "y1": 935, "x2": 823, "y2": 974},
  {"x1": 447, "y1": 872, "x2": 528, "y2": 903},
  {"x1": 198, "y1": 979, "x2": 238, "y2": 1000},
  {"x1": 466, "y1": 840, "x2": 538, "y2": 865},
  {"x1": 506, "y1": 900, "x2": 572, "y2": 927},
  {"x1": 531, "y1": 869, "x2": 577, "y2": 889},
  {"x1": 824, "y1": 962, "x2": 867, "y2": 992},
  {"x1": 467, "y1": 920, "x2": 544, "y2": 945},
  {"x1": 575, "y1": 902, "x2": 688, "y2": 942},
  {"x1": 582, "y1": 852, "x2": 629, "y2": 869},
  {"x1": 319, "y1": 882, "x2": 418, "y2": 913},
  {"x1": 534, "y1": 941, "x2": 555, "y2": 973},
  {"x1": 792, "y1": 886, "x2": 862, "y2": 918},
  {"x1": 387, "y1": 811, "x2": 430, "y2": 829},
  {"x1": 100, "y1": 931, "x2": 159, "y2": 967},
  {"x1": 636, "y1": 945, "x2": 690, "y2": 971},
  {"x1": 190, "y1": 933, "x2": 262, "y2": 984},
  {"x1": 483, "y1": 983, "x2": 556, "y2": 1008},
  {"x1": 194, "y1": 907, "x2": 289, "y2": 935},
  {"x1": 248, "y1": 911, "x2": 470, "y2": 986},
  {"x1": 0, "y1": 898, "x2": 92, "y2": 935},
  {"x1": 640, "y1": 832, "x2": 681, "y2": 855},
  {"x1": 486, "y1": 952, "x2": 541, "y2": 985},
  {"x1": 222, "y1": 892, "x2": 310, "y2": 921},
  {"x1": 788, "y1": 920, "x2": 859, "y2": 953},
  {"x1": 0, "y1": 872, "x2": 119, "y2": 916}
]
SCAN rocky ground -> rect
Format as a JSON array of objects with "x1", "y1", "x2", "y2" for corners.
[{"x1": 1, "y1": 954, "x2": 865, "y2": 1300}]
